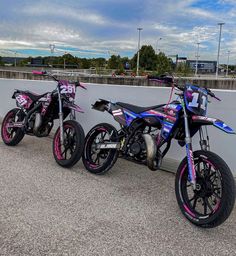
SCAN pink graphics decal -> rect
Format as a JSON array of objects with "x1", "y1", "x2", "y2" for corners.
[
  {"x1": 192, "y1": 116, "x2": 217, "y2": 122},
  {"x1": 40, "y1": 93, "x2": 52, "y2": 115},
  {"x1": 147, "y1": 110, "x2": 176, "y2": 122},
  {"x1": 16, "y1": 94, "x2": 33, "y2": 109}
]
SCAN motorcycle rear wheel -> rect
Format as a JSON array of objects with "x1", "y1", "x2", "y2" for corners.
[
  {"x1": 82, "y1": 123, "x2": 119, "y2": 174},
  {"x1": 1, "y1": 108, "x2": 25, "y2": 146}
]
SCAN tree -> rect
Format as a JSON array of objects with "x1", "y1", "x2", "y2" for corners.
[
  {"x1": 176, "y1": 62, "x2": 192, "y2": 76},
  {"x1": 131, "y1": 45, "x2": 157, "y2": 70},
  {"x1": 107, "y1": 55, "x2": 122, "y2": 69},
  {"x1": 79, "y1": 58, "x2": 90, "y2": 69},
  {"x1": 131, "y1": 45, "x2": 173, "y2": 74},
  {"x1": 156, "y1": 52, "x2": 173, "y2": 75},
  {"x1": 19, "y1": 57, "x2": 31, "y2": 67},
  {"x1": 0, "y1": 56, "x2": 5, "y2": 66}
]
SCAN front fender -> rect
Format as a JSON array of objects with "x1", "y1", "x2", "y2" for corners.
[
  {"x1": 192, "y1": 115, "x2": 235, "y2": 134},
  {"x1": 64, "y1": 102, "x2": 84, "y2": 113}
]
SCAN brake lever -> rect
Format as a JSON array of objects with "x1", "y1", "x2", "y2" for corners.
[
  {"x1": 213, "y1": 95, "x2": 221, "y2": 101},
  {"x1": 79, "y1": 82, "x2": 87, "y2": 90},
  {"x1": 175, "y1": 92, "x2": 183, "y2": 97}
]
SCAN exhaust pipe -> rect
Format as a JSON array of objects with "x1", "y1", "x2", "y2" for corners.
[
  {"x1": 33, "y1": 113, "x2": 42, "y2": 134},
  {"x1": 143, "y1": 134, "x2": 161, "y2": 171}
]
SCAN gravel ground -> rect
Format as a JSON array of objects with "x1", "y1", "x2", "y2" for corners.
[{"x1": 0, "y1": 135, "x2": 235, "y2": 256}]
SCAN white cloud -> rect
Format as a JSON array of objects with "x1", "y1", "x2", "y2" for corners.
[
  {"x1": 0, "y1": 0, "x2": 235, "y2": 62},
  {"x1": 21, "y1": 2, "x2": 107, "y2": 25}
]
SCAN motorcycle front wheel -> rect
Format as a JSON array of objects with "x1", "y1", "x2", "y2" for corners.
[
  {"x1": 53, "y1": 120, "x2": 85, "y2": 168},
  {"x1": 175, "y1": 150, "x2": 235, "y2": 228}
]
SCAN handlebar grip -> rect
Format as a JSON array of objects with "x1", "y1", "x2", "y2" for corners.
[{"x1": 32, "y1": 70, "x2": 46, "y2": 75}]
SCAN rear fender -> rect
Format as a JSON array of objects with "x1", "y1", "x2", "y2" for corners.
[
  {"x1": 92, "y1": 99, "x2": 110, "y2": 112},
  {"x1": 192, "y1": 115, "x2": 235, "y2": 134}
]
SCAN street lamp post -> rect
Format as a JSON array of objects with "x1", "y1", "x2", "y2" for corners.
[
  {"x1": 156, "y1": 37, "x2": 162, "y2": 53},
  {"x1": 136, "y1": 27, "x2": 143, "y2": 76},
  {"x1": 195, "y1": 42, "x2": 200, "y2": 76},
  {"x1": 63, "y1": 51, "x2": 67, "y2": 70},
  {"x1": 14, "y1": 52, "x2": 17, "y2": 67},
  {"x1": 226, "y1": 50, "x2": 230, "y2": 77},
  {"x1": 49, "y1": 44, "x2": 55, "y2": 68},
  {"x1": 216, "y1": 22, "x2": 225, "y2": 78}
]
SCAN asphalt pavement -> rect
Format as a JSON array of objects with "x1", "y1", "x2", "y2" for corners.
[{"x1": 0, "y1": 135, "x2": 235, "y2": 256}]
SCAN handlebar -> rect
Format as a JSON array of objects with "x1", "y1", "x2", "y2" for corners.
[
  {"x1": 32, "y1": 70, "x2": 87, "y2": 90},
  {"x1": 148, "y1": 75, "x2": 220, "y2": 101},
  {"x1": 32, "y1": 70, "x2": 58, "y2": 82}
]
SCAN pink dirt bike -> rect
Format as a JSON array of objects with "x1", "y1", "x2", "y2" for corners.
[{"x1": 1, "y1": 70, "x2": 86, "y2": 167}]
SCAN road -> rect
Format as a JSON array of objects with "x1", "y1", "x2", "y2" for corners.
[{"x1": 0, "y1": 135, "x2": 235, "y2": 256}]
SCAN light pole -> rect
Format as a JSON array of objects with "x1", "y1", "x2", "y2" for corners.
[
  {"x1": 14, "y1": 52, "x2": 17, "y2": 67},
  {"x1": 216, "y1": 22, "x2": 225, "y2": 78},
  {"x1": 49, "y1": 44, "x2": 55, "y2": 68},
  {"x1": 49, "y1": 44, "x2": 55, "y2": 54},
  {"x1": 195, "y1": 42, "x2": 200, "y2": 76},
  {"x1": 156, "y1": 37, "x2": 162, "y2": 53},
  {"x1": 136, "y1": 27, "x2": 143, "y2": 76},
  {"x1": 63, "y1": 51, "x2": 67, "y2": 69},
  {"x1": 226, "y1": 50, "x2": 230, "y2": 77}
]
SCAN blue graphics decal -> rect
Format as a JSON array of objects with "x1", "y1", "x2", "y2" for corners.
[
  {"x1": 123, "y1": 110, "x2": 139, "y2": 126},
  {"x1": 213, "y1": 120, "x2": 235, "y2": 134},
  {"x1": 186, "y1": 144, "x2": 196, "y2": 182}
]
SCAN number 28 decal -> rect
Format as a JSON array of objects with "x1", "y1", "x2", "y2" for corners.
[
  {"x1": 188, "y1": 92, "x2": 207, "y2": 110},
  {"x1": 60, "y1": 84, "x2": 76, "y2": 94}
]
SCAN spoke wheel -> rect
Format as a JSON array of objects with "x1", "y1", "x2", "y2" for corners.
[
  {"x1": 181, "y1": 160, "x2": 222, "y2": 217},
  {"x1": 82, "y1": 123, "x2": 119, "y2": 174},
  {"x1": 53, "y1": 120, "x2": 85, "y2": 168},
  {"x1": 175, "y1": 150, "x2": 235, "y2": 228},
  {"x1": 1, "y1": 108, "x2": 25, "y2": 146}
]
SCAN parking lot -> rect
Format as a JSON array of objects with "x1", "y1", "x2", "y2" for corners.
[{"x1": 0, "y1": 135, "x2": 235, "y2": 256}]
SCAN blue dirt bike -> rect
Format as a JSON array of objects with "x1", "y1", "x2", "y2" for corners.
[{"x1": 82, "y1": 76, "x2": 235, "y2": 228}]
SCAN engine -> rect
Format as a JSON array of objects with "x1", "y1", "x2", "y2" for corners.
[
  {"x1": 28, "y1": 112, "x2": 53, "y2": 137},
  {"x1": 127, "y1": 131, "x2": 147, "y2": 162}
]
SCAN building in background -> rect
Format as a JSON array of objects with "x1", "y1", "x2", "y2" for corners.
[
  {"x1": 176, "y1": 56, "x2": 187, "y2": 65},
  {"x1": 2, "y1": 57, "x2": 26, "y2": 66},
  {"x1": 187, "y1": 60, "x2": 217, "y2": 74}
]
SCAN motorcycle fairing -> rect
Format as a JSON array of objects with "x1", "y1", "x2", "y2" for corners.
[
  {"x1": 192, "y1": 115, "x2": 235, "y2": 134},
  {"x1": 184, "y1": 84, "x2": 208, "y2": 116}
]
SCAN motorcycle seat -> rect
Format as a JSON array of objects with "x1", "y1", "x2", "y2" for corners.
[
  {"x1": 116, "y1": 102, "x2": 165, "y2": 114},
  {"x1": 16, "y1": 90, "x2": 48, "y2": 102}
]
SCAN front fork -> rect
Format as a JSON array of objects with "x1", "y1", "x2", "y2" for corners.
[
  {"x1": 57, "y1": 88, "x2": 64, "y2": 145},
  {"x1": 182, "y1": 99, "x2": 196, "y2": 190}
]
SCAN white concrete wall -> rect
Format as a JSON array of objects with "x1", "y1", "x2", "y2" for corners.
[{"x1": 0, "y1": 78, "x2": 236, "y2": 175}]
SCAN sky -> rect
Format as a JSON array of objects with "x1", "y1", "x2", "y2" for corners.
[{"x1": 0, "y1": 0, "x2": 236, "y2": 63}]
